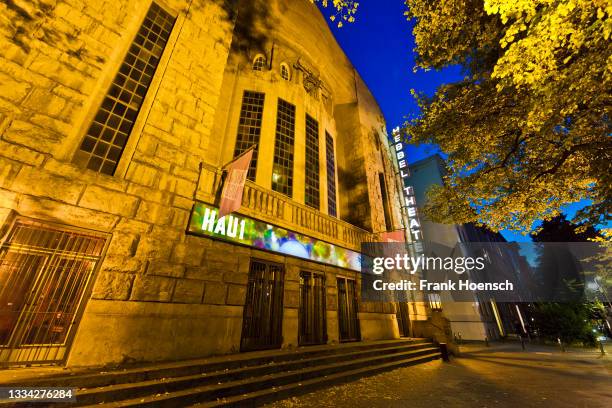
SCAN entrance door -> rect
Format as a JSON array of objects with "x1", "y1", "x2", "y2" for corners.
[
  {"x1": 337, "y1": 277, "x2": 360, "y2": 342},
  {"x1": 396, "y1": 302, "x2": 411, "y2": 337},
  {"x1": 240, "y1": 260, "x2": 285, "y2": 351},
  {"x1": 298, "y1": 271, "x2": 326, "y2": 346},
  {"x1": 0, "y1": 219, "x2": 107, "y2": 366}
]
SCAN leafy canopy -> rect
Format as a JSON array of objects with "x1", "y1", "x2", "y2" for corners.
[
  {"x1": 402, "y1": 0, "x2": 611, "y2": 233},
  {"x1": 310, "y1": 0, "x2": 359, "y2": 28}
]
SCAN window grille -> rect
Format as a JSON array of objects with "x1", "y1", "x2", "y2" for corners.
[
  {"x1": 280, "y1": 63, "x2": 291, "y2": 80},
  {"x1": 305, "y1": 114, "x2": 320, "y2": 209},
  {"x1": 240, "y1": 260, "x2": 285, "y2": 351},
  {"x1": 271, "y1": 99, "x2": 296, "y2": 197},
  {"x1": 299, "y1": 271, "x2": 327, "y2": 346},
  {"x1": 73, "y1": 2, "x2": 176, "y2": 175},
  {"x1": 234, "y1": 91, "x2": 265, "y2": 181},
  {"x1": 0, "y1": 219, "x2": 107, "y2": 365},
  {"x1": 252, "y1": 55, "x2": 267, "y2": 71},
  {"x1": 428, "y1": 293, "x2": 443, "y2": 311},
  {"x1": 325, "y1": 132, "x2": 337, "y2": 217}
]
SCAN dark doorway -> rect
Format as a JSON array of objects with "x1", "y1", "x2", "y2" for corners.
[
  {"x1": 396, "y1": 302, "x2": 411, "y2": 337},
  {"x1": 240, "y1": 260, "x2": 285, "y2": 351},
  {"x1": 299, "y1": 271, "x2": 327, "y2": 346},
  {"x1": 337, "y1": 277, "x2": 360, "y2": 342}
]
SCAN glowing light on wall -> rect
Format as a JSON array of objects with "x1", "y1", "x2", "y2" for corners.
[
  {"x1": 188, "y1": 202, "x2": 362, "y2": 271},
  {"x1": 391, "y1": 127, "x2": 423, "y2": 254}
]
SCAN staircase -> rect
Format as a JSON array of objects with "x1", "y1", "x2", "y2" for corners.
[{"x1": 2, "y1": 339, "x2": 441, "y2": 407}]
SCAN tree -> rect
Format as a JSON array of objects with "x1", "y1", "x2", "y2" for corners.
[
  {"x1": 310, "y1": 0, "x2": 359, "y2": 28},
  {"x1": 585, "y1": 232, "x2": 612, "y2": 308},
  {"x1": 528, "y1": 214, "x2": 609, "y2": 345},
  {"x1": 401, "y1": 0, "x2": 611, "y2": 233},
  {"x1": 532, "y1": 302, "x2": 596, "y2": 345},
  {"x1": 530, "y1": 214, "x2": 601, "y2": 242},
  {"x1": 530, "y1": 215, "x2": 611, "y2": 305}
]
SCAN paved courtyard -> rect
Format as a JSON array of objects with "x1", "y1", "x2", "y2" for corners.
[{"x1": 265, "y1": 342, "x2": 612, "y2": 408}]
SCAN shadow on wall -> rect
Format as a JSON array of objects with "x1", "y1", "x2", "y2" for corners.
[
  {"x1": 337, "y1": 166, "x2": 371, "y2": 231},
  {"x1": 1, "y1": 0, "x2": 272, "y2": 65},
  {"x1": 1, "y1": 0, "x2": 104, "y2": 62},
  {"x1": 228, "y1": 0, "x2": 274, "y2": 58}
]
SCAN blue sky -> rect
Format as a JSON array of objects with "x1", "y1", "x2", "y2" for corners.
[
  {"x1": 318, "y1": 2, "x2": 600, "y2": 242},
  {"x1": 321, "y1": 1, "x2": 463, "y2": 162}
]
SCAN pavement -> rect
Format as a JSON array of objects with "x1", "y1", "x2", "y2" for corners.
[{"x1": 264, "y1": 342, "x2": 612, "y2": 408}]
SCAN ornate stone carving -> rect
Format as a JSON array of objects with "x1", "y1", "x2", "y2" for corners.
[{"x1": 294, "y1": 59, "x2": 328, "y2": 99}]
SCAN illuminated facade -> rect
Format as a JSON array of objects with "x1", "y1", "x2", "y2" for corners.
[
  {"x1": 0, "y1": 0, "x2": 429, "y2": 366},
  {"x1": 409, "y1": 155, "x2": 526, "y2": 341}
]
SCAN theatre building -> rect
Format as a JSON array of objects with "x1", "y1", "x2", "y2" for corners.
[{"x1": 0, "y1": 0, "x2": 429, "y2": 367}]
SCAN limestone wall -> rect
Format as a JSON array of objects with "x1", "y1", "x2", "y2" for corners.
[
  {"x1": 215, "y1": 0, "x2": 406, "y2": 236},
  {"x1": 0, "y1": 0, "x2": 403, "y2": 366},
  {"x1": 0, "y1": 0, "x2": 238, "y2": 365}
]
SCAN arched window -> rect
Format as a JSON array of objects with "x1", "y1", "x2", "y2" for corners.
[
  {"x1": 252, "y1": 55, "x2": 267, "y2": 71},
  {"x1": 280, "y1": 63, "x2": 291, "y2": 81}
]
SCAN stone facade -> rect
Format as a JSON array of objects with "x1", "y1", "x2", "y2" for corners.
[{"x1": 0, "y1": 0, "x2": 428, "y2": 367}]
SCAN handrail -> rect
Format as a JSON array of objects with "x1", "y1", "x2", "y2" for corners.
[
  {"x1": 241, "y1": 181, "x2": 374, "y2": 251},
  {"x1": 195, "y1": 163, "x2": 375, "y2": 251}
]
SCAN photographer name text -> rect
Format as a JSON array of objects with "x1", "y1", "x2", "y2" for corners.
[{"x1": 372, "y1": 279, "x2": 514, "y2": 292}]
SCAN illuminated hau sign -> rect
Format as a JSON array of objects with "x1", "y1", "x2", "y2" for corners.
[
  {"x1": 392, "y1": 128, "x2": 423, "y2": 253},
  {"x1": 188, "y1": 202, "x2": 362, "y2": 271}
]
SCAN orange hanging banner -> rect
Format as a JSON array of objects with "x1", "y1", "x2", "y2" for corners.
[{"x1": 218, "y1": 147, "x2": 254, "y2": 218}]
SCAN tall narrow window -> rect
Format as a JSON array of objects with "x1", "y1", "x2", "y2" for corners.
[
  {"x1": 234, "y1": 91, "x2": 265, "y2": 181},
  {"x1": 73, "y1": 2, "x2": 176, "y2": 175},
  {"x1": 379, "y1": 172, "x2": 392, "y2": 231},
  {"x1": 271, "y1": 99, "x2": 295, "y2": 197},
  {"x1": 280, "y1": 63, "x2": 291, "y2": 81},
  {"x1": 325, "y1": 132, "x2": 337, "y2": 217},
  {"x1": 304, "y1": 114, "x2": 320, "y2": 209}
]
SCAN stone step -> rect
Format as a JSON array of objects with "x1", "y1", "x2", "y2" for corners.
[
  {"x1": 196, "y1": 352, "x2": 441, "y2": 407},
  {"x1": 2, "y1": 339, "x2": 429, "y2": 390},
  {"x1": 69, "y1": 343, "x2": 438, "y2": 406},
  {"x1": 76, "y1": 346, "x2": 440, "y2": 407}
]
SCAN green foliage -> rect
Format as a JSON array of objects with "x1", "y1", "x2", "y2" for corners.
[
  {"x1": 532, "y1": 302, "x2": 597, "y2": 345},
  {"x1": 404, "y1": 0, "x2": 612, "y2": 233},
  {"x1": 583, "y1": 231, "x2": 612, "y2": 306}
]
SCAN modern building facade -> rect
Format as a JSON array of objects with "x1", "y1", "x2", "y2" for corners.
[
  {"x1": 0, "y1": 0, "x2": 428, "y2": 367},
  {"x1": 409, "y1": 155, "x2": 528, "y2": 340}
]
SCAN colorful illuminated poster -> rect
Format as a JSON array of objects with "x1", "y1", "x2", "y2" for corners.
[{"x1": 187, "y1": 202, "x2": 362, "y2": 271}]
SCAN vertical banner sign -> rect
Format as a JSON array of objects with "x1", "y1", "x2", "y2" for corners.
[
  {"x1": 391, "y1": 128, "x2": 423, "y2": 254},
  {"x1": 219, "y1": 148, "x2": 254, "y2": 218}
]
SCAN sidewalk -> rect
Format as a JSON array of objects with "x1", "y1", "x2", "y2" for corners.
[{"x1": 266, "y1": 342, "x2": 612, "y2": 408}]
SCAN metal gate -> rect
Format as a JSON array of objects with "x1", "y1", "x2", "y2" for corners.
[
  {"x1": 337, "y1": 277, "x2": 360, "y2": 342},
  {"x1": 396, "y1": 302, "x2": 411, "y2": 337},
  {"x1": 240, "y1": 260, "x2": 285, "y2": 351},
  {"x1": 0, "y1": 218, "x2": 108, "y2": 366},
  {"x1": 299, "y1": 271, "x2": 327, "y2": 346}
]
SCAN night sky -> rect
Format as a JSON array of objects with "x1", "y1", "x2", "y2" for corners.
[
  {"x1": 321, "y1": 1, "x2": 463, "y2": 163},
  {"x1": 319, "y1": 2, "x2": 599, "y2": 242}
]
